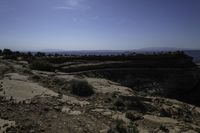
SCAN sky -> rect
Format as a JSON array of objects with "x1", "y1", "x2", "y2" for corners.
[{"x1": 0, "y1": 0, "x2": 200, "y2": 51}]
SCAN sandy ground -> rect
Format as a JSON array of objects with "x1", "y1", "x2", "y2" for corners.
[
  {"x1": 0, "y1": 78, "x2": 58, "y2": 103},
  {"x1": 0, "y1": 72, "x2": 89, "y2": 107}
]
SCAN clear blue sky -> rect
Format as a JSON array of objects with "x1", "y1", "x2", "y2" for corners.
[{"x1": 0, "y1": 0, "x2": 200, "y2": 51}]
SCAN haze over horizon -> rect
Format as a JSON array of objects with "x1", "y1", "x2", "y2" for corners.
[{"x1": 0, "y1": 0, "x2": 200, "y2": 51}]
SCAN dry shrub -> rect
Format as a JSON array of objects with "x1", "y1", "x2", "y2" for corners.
[
  {"x1": 30, "y1": 60, "x2": 54, "y2": 72},
  {"x1": 70, "y1": 79, "x2": 94, "y2": 97}
]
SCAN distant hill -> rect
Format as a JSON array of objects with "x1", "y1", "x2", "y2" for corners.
[{"x1": 38, "y1": 48, "x2": 200, "y2": 63}]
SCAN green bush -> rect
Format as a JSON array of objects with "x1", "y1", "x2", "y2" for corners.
[
  {"x1": 30, "y1": 60, "x2": 54, "y2": 72},
  {"x1": 128, "y1": 123, "x2": 139, "y2": 133},
  {"x1": 159, "y1": 125, "x2": 169, "y2": 132},
  {"x1": 126, "y1": 111, "x2": 143, "y2": 121},
  {"x1": 107, "y1": 120, "x2": 127, "y2": 133},
  {"x1": 108, "y1": 120, "x2": 139, "y2": 133},
  {"x1": 113, "y1": 98, "x2": 126, "y2": 111},
  {"x1": 113, "y1": 96, "x2": 148, "y2": 113},
  {"x1": 195, "y1": 128, "x2": 200, "y2": 133},
  {"x1": 70, "y1": 79, "x2": 94, "y2": 97}
]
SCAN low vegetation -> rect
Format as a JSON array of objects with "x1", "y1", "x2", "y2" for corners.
[
  {"x1": 126, "y1": 111, "x2": 143, "y2": 121},
  {"x1": 108, "y1": 120, "x2": 139, "y2": 133},
  {"x1": 69, "y1": 79, "x2": 94, "y2": 97},
  {"x1": 113, "y1": 96, "x2": 150, "y2": 113},
  {"x1": 30, "y1": 60, "x2": 54, "y2": 72}
]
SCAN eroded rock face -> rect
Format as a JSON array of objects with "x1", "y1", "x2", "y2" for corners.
[
  {"x1": 82, "y1": 67, "x2": 200, "y2": 106},
  {"x1": 0, "y1": 60, "x2": 200, "y2": 133},
  {"x1": 87, "y1": 78, "x2": 134, "y2": 96}
]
